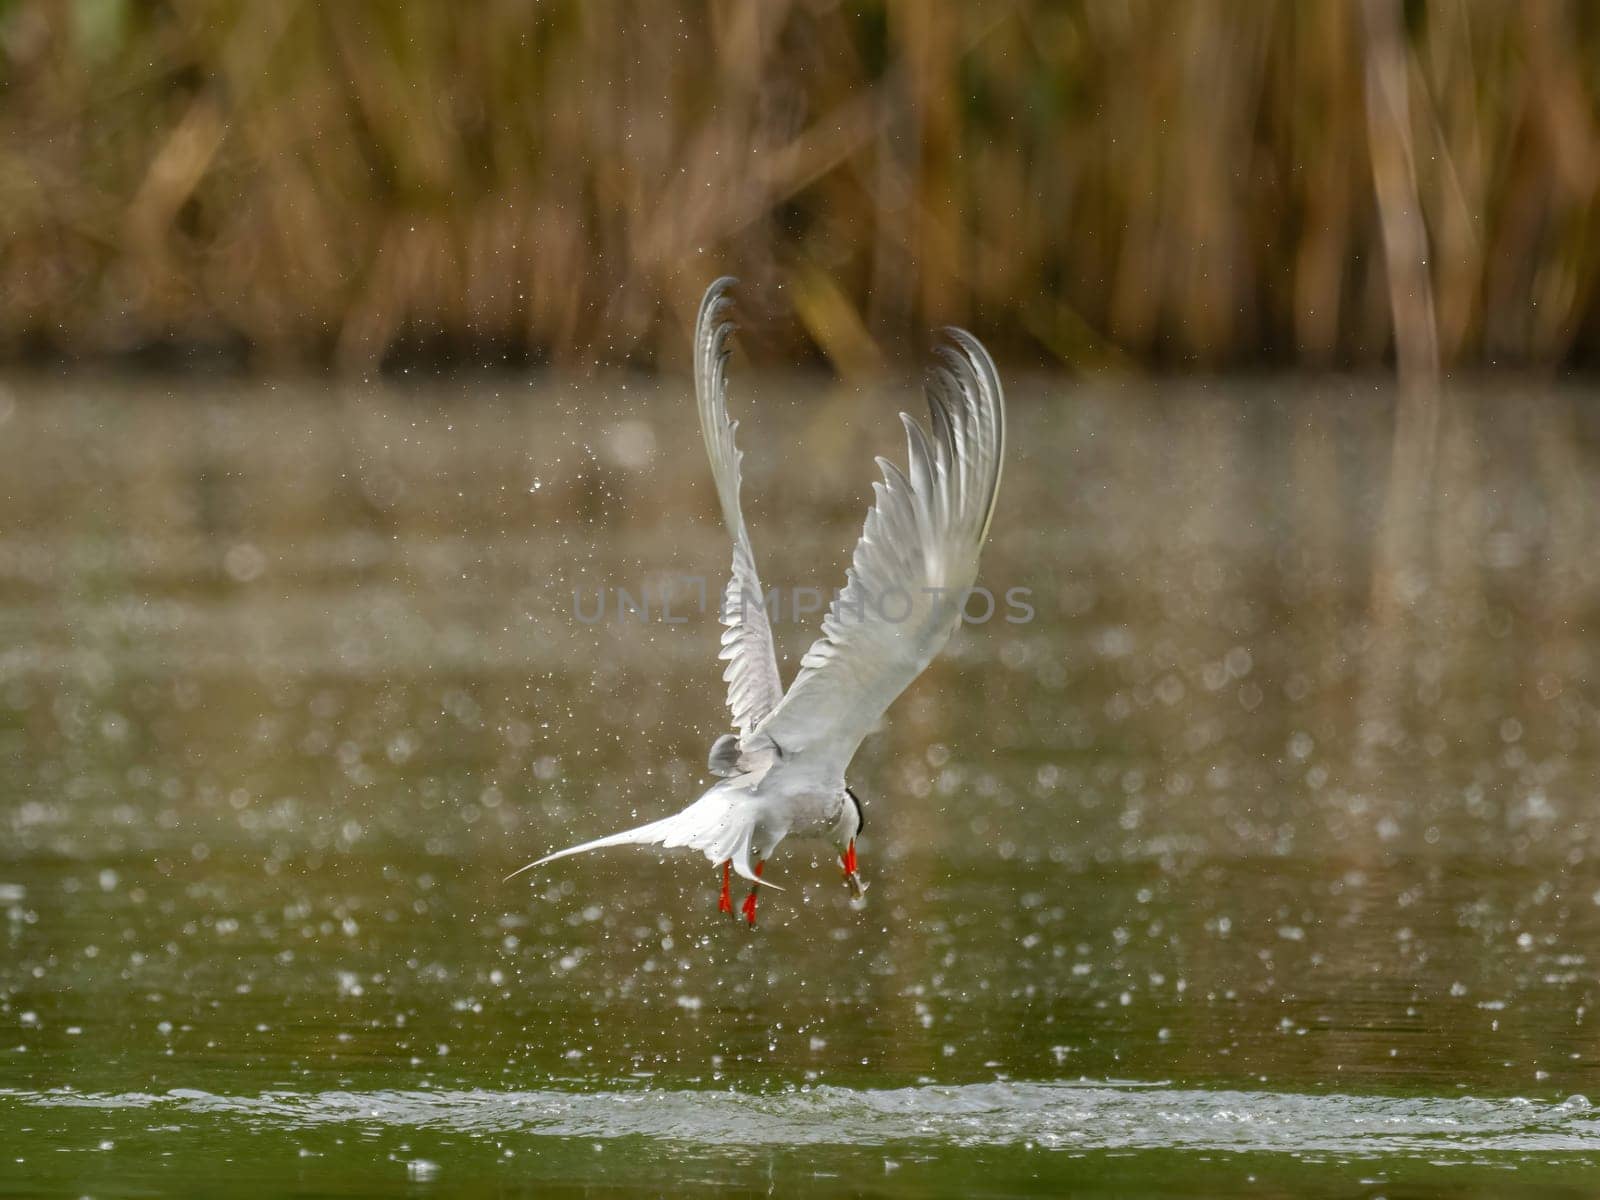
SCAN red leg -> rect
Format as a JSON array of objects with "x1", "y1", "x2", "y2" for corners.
[
  {"x1": 717, "y1": 861, "x2": 733, "y2": 914},
  {"x1": 740, "y1": 862, "x2": 764, "y2": 926},
  {"x1": 841, "y1": 840, "x2": 857, "y2": 876}
]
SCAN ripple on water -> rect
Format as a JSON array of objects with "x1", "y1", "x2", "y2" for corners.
[{"x1": 7, "y1": 1083, "x2": 1600, "y2": 1156}]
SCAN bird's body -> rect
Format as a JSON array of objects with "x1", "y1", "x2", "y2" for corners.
[{"x1": 510, "y1": 278, "x2": 1005, "y2": 923}]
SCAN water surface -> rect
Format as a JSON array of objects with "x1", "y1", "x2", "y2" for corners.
[{"x1": 3, "y1": 374, "x2": 1600, "y2": 1195}]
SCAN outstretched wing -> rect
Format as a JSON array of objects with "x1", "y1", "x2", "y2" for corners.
[
  {"x1": 751, "y1": 330, "x2": 1005, "y2": 781},
  {"x1": 696, "y1": 277, "x2": 785, "y2": 746}
]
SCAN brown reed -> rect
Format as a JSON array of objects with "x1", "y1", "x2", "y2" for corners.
[{"x1": 0, "y1": 1, "x2": 1596, "y2": 373}]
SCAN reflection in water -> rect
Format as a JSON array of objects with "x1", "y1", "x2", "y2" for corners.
[{"x1": 2, "y1": 374, "x2": 1599, "y2": 1193}]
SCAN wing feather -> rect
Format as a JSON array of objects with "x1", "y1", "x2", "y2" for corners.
[
  {"x1": 695, "y1": 278, "x2": 785, "y2": 747},
  {"x1": 752, "y1": 329, "x2": 1005, "y2": 780}
]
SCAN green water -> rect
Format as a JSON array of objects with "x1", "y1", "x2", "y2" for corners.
[{"x1": 3, "y1": 375, "x2": 1600, "y2": 1195}]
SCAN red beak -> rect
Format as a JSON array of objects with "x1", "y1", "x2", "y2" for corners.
[{"x1": 841, "y1": 840, "x2": 866, "y2": 898}]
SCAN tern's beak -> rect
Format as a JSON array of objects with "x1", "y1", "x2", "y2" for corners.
[{"x1": 840, "y1": 840, "x2": 866, "y2": 899}]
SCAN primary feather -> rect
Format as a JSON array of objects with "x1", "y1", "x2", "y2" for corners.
[
  {"x1": 695, "y1": 278, "x2": 785, "y2": 750},
  {"x1": 749, "y1": 329, "x2": 1006, "y2": 780}
]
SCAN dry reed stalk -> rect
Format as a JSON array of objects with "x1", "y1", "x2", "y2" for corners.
[{"x1": 0, "y1": 2, "x2": 1594, "y2": 372}]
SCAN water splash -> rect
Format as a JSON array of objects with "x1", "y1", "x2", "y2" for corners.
[{"x1": 9, "y1": 1083, "x2": 1599, "y2": 1156}]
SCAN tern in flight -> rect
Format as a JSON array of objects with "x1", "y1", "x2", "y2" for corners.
[{"x1": 510, "y1": 278, "x2": 1005, "y2": 925}]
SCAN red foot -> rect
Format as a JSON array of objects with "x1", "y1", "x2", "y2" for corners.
[
  {"x1": 841, "y1": 840, "x2": 857, "y2": 875},
  {"x1": 741, "y1": 862, "x2": 764, "y2": 926},
  {"x1": 717, "y1": 861, "x2": 732, "y2": 914}
]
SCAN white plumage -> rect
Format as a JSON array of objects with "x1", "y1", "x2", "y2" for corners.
[{"x1": 509, "y1": 278, "x2": 1006, "y2": 924}]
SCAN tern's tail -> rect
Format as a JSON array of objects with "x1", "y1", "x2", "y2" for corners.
[{"x1": 505, "y1": 783, "x2": 781, "y2": 889}]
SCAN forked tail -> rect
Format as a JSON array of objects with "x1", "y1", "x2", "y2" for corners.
[{"x1": 504, "y1": 782, "x2": 782, "y2": 889}]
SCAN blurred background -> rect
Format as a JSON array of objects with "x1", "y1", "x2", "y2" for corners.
[
  {"x1": 2, "y1": 0, "x2": 1598, "y2": 374},
  {"x1": 8, "y1": 4, "x2": 1600, "y2": 1196}
]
